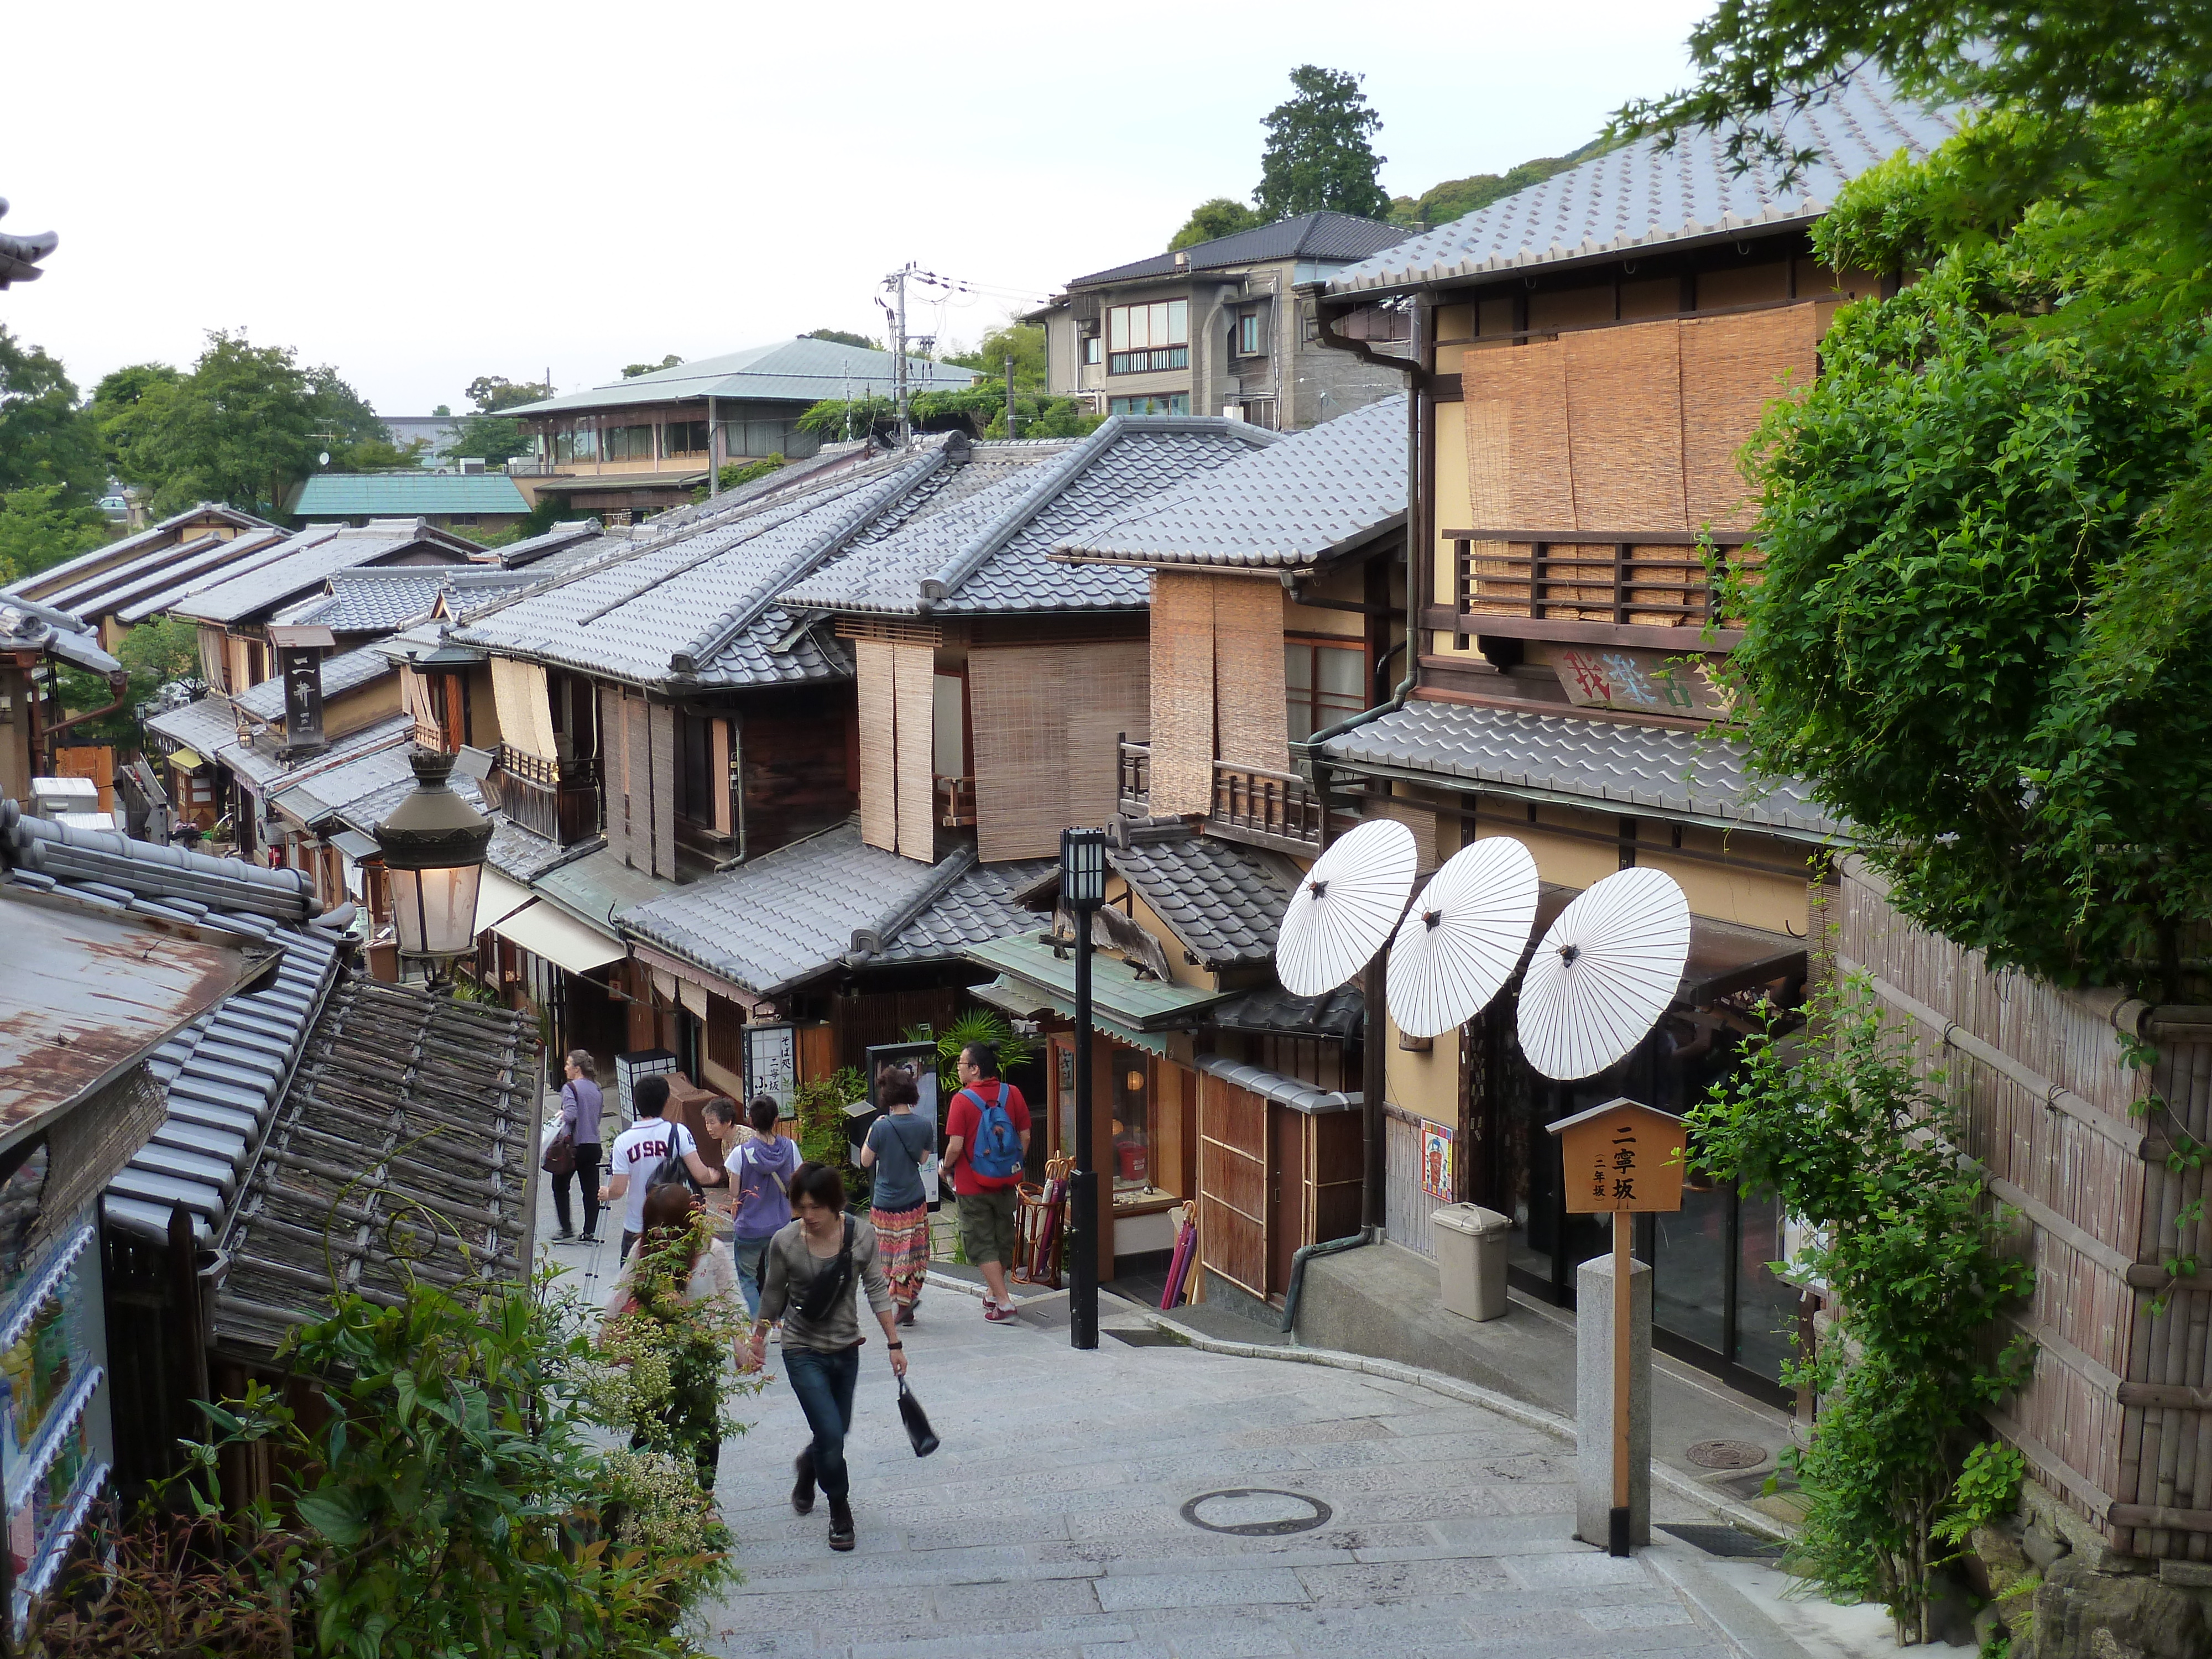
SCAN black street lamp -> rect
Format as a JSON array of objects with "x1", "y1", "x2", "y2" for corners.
[
  {"x1": 1060, "y1": 825, "x2": 1107, "y2": 1351},
  {"x1": 374, "y1": 748, "x2": 492, "y2": 993}
]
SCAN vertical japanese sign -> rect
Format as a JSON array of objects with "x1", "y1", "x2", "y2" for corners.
[
  {"x1": 278, "y1": 645, "x2": 324, "y2": 749},
  {"x1": 744, "y1": 1024, "x2": 798, "y2": 1114}
]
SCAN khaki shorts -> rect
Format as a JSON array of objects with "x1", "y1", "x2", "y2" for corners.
[{"x1": 957, "y1": 1186, "x2": 1020, "y2": 1266}]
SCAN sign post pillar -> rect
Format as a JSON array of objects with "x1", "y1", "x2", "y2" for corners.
[{"x1": 1548, "y1": 1098, "x2": 1686, "y2": 1558}]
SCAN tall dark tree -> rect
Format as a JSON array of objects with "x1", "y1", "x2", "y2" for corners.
[
  {"x1": 1253, "y1": 66, "x2": 1390, "y2": 222},
  {"x1": 619, "y1": 354, "x2": 684, "y2": 379},
  {"x1": 801, "y1": 328, "x2": 878, "y2": 350},
  {"x1": 88, "y1": 362, "x2": 181, "y2": 479},
  {"x1": 463, "y1": 375, "x2": 552, "y2": 414}
]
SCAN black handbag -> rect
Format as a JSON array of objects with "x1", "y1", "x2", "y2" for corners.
[
  {"x1": 898, "y1": 1378, "x2": 939, "y2": 1458},
  {"x1": 645, "y1": 1121, "x2": 703, "y2": 1201}
]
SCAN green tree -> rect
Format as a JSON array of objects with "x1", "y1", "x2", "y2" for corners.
[
  {"x1": 1619, "y1": 14, "x2": 2212, "y2": 999},
  {"x1": 444, "y1": 413, "x2": 535, "y2": 468},
  {"x1": 1253, "y1": 66, "x2": 1391, "y2": 222},
  {"x1": 0, "y1": 485, "x2": 107, "y2": 582},
  {"x1": 0, "y1": 328, "x2": 104, "y2": 504},
  {"x1": 116, "y1": 615, "x2": 200, "y2": 702},
  {"x1": 801, "y1": 328, "x2": 878, "y2": 349},
  {"x1": 620, "y1": 354, "x2": 684, "y2": 378},
  {"x1": 87, "y1": 362, "x2": 182, "y2": 481},
  {"x1": 465, "y1": 374, "x2": 553, "y2": 413},
  {"x1": 432, "y1": 401, "x2": 451, "y2": 416},
  {"x1": 944, "y1": 319, "x2": 1046, "y2": 390},
  {"x1": 333, "y1": 434, "x2": 430, "y2": 471},
  {"x1": 122, "y1": 332, "x2": 385, "y2": 517},
  {"x1": 1169, "y1": 197, "x2": 1264, "y2": 251},
  {"x1": 1386, "y1": 138, "x2": 1611, "y2": 227}
]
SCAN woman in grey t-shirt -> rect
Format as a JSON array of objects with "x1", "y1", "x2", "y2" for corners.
[{"x1": 859, "y1": 1068, "x2": 935, "y2": 1324}]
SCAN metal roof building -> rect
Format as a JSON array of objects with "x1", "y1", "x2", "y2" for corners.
[
  {"x1": 289, "y1": 473, "x2": 530, "y2": 521},
  {"x1": 502, "y1": 337, "x2": 975, "y2": 420}
]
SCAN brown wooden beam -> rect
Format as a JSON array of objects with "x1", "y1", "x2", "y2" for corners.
[
  {"x1": 1444, "y1": 529, "x2": 1756, "y2": 546},
  {"x1": 1418, "y1": 605, "x2": 1742, "y2": 650}
]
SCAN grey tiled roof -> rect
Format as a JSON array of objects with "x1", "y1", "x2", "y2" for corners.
[
  {"x1": 618, "y1": 822, "x2": 971, "y2": 995},
  {"x1": 2, "y1": 805, "x2": 316, "y2": 924},
  {"x1": 1329, "y1": 69, "x2": 1958, "y2": 294},
  {"x1": 279, "y1": 569, "x2": 450, "y2": 634},
  {"x1": 784, "y1": 418, "x2": 1275, "y2": 616},
  {"x1": 1055, "y1": 397, "x2": 1405, "y2": 570},
  {"x1": 7, "y1": 503, "x2": 274, "y2": 607},
  {"x1": 878, "y1": 858, "x2": 1055, "y2": 963},
  {"x1": 222, "y1": 711, "x2": 415, "y2": 792},
  {"x1": 145, "y1": 695, "x2": 242, "y2": 760},
  {"x1": 111, "y1": 529, "x2": 300, "y2": 625},
  {"x1": 1109, "y1": 832, "x2": 1297, "y2": 969},
  {"x1": 232, "y1": 645, "x2": 394, "y2": 721},
  {"x1": 269, "y1": 743, "x2": 422, "y2": 826},
  {"x1": 453, "y1": 454, "x2": 937, "y2": 688},
  {"x1": 1321, "y1": 701, "x2": 1845, "y2": 838},
  {"x1": 168, "y1": 521, "x2": 480, "y2": 625},
  {"x1": 493, "y1": 520, "x2": 602, "y2": 567},
  {"x1": 1071, "y1": 212, "x2": 1410, "y2": 289},
  {"x1": 1207, "y1": 983, "x2": 1364, "y2": 1040}
]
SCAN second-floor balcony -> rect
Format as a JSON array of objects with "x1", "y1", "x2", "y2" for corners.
[
  {"x1": 1425, "y1": 528, "x2": 1757, "y2": 650},
  {"x1": 1117, "y1": 737, "x2": 1329, "y2": 857},
  {"x1": 489, "y1": 744, "x2": 600, "y2": 846}
]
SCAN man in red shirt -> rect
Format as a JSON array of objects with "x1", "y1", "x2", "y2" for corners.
[{"x1": 942, "y1": 1041, "x2": 1031, "y2": 1323}]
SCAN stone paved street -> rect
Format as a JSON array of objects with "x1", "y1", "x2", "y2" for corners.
[{"x1": 693, "y1": 1280, "x2": 1746, "y2": 1659}]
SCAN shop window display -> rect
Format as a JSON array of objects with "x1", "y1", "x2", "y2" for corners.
[{"x1": 0, "y1": 1223, "x2": 110, "y2": 1631}]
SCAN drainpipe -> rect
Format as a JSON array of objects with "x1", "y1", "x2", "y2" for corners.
[{"x1": 1281, "y1": 1225, "x2": 1375, "y2": 1333}]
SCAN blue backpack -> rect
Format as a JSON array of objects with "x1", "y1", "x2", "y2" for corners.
[{"x1": 958, "y1": 1086, "x2": 1023, "y2": 1181}]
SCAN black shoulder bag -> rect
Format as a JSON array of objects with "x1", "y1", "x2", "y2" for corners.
[
  {"x1": 645, "y1": 1121, "x2": 703, "y2": 1200},
  {"x1": 796, "y1": 1218, "x2": 855, "y2": 1324}
]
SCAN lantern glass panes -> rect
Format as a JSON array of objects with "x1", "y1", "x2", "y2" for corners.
[
  {"x1": 1060, "y1": 827, "x2": 1107, "y2": 909},
  {"x1": 389, "y1": 860, "x2": 484, "y2": 958}
]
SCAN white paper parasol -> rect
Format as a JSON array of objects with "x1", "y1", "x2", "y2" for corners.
[
  {"x1": 1275, "y1": 818, "x2": 1417, "y2": 997},
  {"x1": 1517, "y1": 865, "x2": 1691, "y2": 1081},
  {"x1": 1386, "y1": 836, "x2": 1540, "y2": 1039}
]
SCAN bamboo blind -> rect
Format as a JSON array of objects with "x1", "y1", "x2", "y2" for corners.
[
  {"x1": 855, "y1": 639, "x2": 898, "y2": 852},
  {"x1": 893, "y1": 639, "x2": 936, "y2": 859},
  {"x1": 970, "y1": 640, "x2": 1148, "y2": 862},
  {"x1": 1458, "y1": 305, "x2": 1818, "y2": 622},
  {"x1": 1149, "y1": 571, "x2": 1215, "y2": 816},
  {"x1": 622, "y1": 696, "x2": 651, "y2": 875},
  {"x1": 489, "y1": 658, "x2": 559, "y2": 763},
  {"x1": 401, "y1": 667, "x2": 442, "y2": 744},
  {"x1": 1213, "y1": 576, "x2": 1289, "y2": 774}
]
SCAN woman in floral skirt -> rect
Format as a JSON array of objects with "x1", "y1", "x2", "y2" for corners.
[{"x1": 858, "y1": 1067, "x2": 933, "y2": 1323}]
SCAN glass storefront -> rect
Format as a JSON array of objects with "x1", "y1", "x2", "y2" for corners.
[{"x1": 1478, "y1": 999, "x2": 1804, "y2": 1404}]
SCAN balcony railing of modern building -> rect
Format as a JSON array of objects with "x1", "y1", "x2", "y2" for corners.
[{"x1": 1423, "y1": 528, "x2": 1758, "y2": 650}]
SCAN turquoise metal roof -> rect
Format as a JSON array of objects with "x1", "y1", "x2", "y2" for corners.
[
  {"x1": 291, "y1": 474, "x2": 529, "y2": 518},
  {"x1": 963, "y1": 932, "x2": 1236, "y2": 1032}
]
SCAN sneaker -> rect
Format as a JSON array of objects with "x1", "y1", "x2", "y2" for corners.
[
  {"x1": 828, "y1": 1498, "x2": 854, "y2": 1552},
  {"x1": 984, "y1": 1301, "x2": 1018, "y2": 1323},
  {"x1": 895, "y1": 1303, "x2": 916, "y2": 1327},
  {"x1": 553, "y1": 1228, "x2": 576, "y2": 1242},
  {"x1": 791, "y1": 1453, "x2": 816, "y2": 1516},
  {"x1": 576, "y1": 1233, "x2": 600, "y2": 1245}
]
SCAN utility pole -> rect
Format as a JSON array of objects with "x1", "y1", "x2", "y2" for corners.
[
  {"x1": 882, "y1": 262, "x2": 916, "y2": 447},
  {"x1": 1004, "y1": 355, "x2": 1016, "y2": 439}
]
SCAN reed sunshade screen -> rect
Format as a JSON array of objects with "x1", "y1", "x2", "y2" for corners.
[
  {"x1": 857, "y1": 638, "x2": 936, "y2": 859},
  {"x1": 1147, "y1": 570, "x2": 1291, "y2": 816},
  {"x1": 1459, "y1": 304, "x2": 1819, "y2": 622},
  {"x1": 401, "y1": 666, "x2": 442, "y2": 744},
  {"x1": 598, "y1": 683, "x2": 632, "y2": 868},
  {"x1": 490, "y1": 658, "x2": 560, "y2": 763},
  {"x1": 970, "y1": 640, "x2": 1147, "y2": 862}
]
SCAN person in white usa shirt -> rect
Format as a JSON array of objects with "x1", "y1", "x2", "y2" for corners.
[{"x1": 599, "y1": 1074, "x2": 729, "y2": 1259}]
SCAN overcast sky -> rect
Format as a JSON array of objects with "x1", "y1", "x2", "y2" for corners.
[{"x1": 4, "y1": 1, "x2": 1710, "y2": 416}]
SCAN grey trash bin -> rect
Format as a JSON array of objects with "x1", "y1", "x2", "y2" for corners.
[{"x1": 1431, "y1": 1203, "x2": 1511, "y2": 1322}]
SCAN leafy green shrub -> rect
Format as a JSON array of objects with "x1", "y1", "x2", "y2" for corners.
[
  {"x1": 1690, "y1": 978, "x2": 2034, "y2": 1644},
  {"x1": 792, "y1": 1065, "x2": 865, "y2": 1170}
]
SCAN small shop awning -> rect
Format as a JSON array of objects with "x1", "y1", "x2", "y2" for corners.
[
  {"x1": 329, "y1": 829, "x2": 380, "y2": 861},
  {"x1": 1194, "y1": 1054, "x2": 1361, "y2": 1117},
  {"x1": 491, "y1": 901, "x2": 625, "y2": 976},
  {"x1": 168, "y1": 747, "x2": 204, "y2": 771},
  {"x1": 473, "y1": 867, "x2": 537, "y2": 935},
  {"x1": 964, "y1": 932, "x2": 1238, "y2": 1036},
  {"x1": 970, "y1": 975, "x2": 1055, "y2": 1019}
]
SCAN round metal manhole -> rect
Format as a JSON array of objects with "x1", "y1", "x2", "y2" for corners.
[
  {"x1": 1181, "y1": 1488, "x2": 1334, "y2": 1537},
  {"x1": 1686, "y1": 1439, "x2": 1769, "y2": 1471}
]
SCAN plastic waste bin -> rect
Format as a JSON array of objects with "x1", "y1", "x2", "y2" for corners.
[{"x1": 1431, "y1": 1203, "x2": 1512, "y2": 1321}]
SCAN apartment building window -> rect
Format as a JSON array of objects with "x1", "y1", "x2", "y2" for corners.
[
  {"x1": 552, "y1": 425, "x2": 598, "y2": 464},
  {"x1": 1285, "y1": 637, "x2": 1367, "y2": 742},
  {"x1": 1240, "y1": 396, "x2": 1278, "y2": 431},
  {"x1": 1107, "y1": 299, "x2": 1189, "y2": 374},
  {"x1": 1109, "y1": 393, "x2": 1190, "y2": 417},
  {"x1": 1237, "y1": 311, "x2": 1262, "y2": 357},
  {"x1": 672, "y1": 710, "x2": 720, "y2": 829},
  {"x1": 1082, "y1": 336, "x2": 1101, "y2": 366},
  {"x1": 606, "y1": 424, "x2": 657, "y2": 462},
  {"x1": 665, "y1": 420, "x2": 710, "y2": 455}
]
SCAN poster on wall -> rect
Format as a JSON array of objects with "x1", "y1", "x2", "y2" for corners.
[
  {"x1": 865, "y1": 1041, "x2": 943, "y2": 1209},
  {"x1": 744, "y1": 1024, "x2": 799, "y2": 1114},
  {"x1": 1420, "y1": 1124, "x2": 1453, "y2": 1201}
]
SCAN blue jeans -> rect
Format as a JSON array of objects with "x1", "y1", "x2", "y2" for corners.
[
  {"x1": 732, "y1": 1232, "x2": 774, "y2": 1318},
  {"x1": 783, "y1": 1343, "x2": 860, "y2": 1503}
]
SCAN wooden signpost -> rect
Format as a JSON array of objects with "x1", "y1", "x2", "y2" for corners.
[{"x1": 1547, "y1": 1098, "x2": 1687, "y2": 1557}]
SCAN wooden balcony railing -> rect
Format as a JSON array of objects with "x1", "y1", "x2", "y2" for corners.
[
  {"x1": 1424, "y1": 528, "x2": 1759, "y2": 650},
  {"x1": 937, "y1": 774, "x2": 976, "y2": 828},
  {"x1": 1117, "y1": 737, "x2": 1151, "y2": 816},
  {"x1": 491, "y1": 744, "x2": 600, "y2": 845},
  {"x1": 1210, "y1": 760, "x2": 1324, "y2": 855}
]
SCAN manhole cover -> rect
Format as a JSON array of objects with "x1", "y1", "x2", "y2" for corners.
[
  {"x1": 1181, "y1": 1488, "x2": 1334, "y2": 1536},
  {"x1": 1686, "y1": 1439, "x2": 1769, "y2": 1470}
]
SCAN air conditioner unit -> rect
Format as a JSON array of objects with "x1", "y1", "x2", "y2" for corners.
[{"x1": 1221, "y1": 404, "x2": 1245, "y2": 422}]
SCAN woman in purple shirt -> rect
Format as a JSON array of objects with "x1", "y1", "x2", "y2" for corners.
[
  {"x1": 552, "y1": 1051, "x2": 606, "y2": 1244},
  {"x1": 726, "y1": 1095, "x2": 798, "y2": 1317}
]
